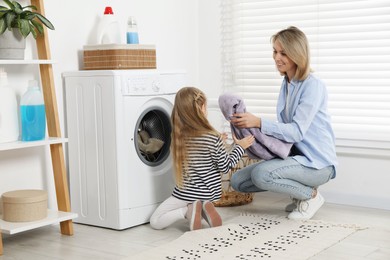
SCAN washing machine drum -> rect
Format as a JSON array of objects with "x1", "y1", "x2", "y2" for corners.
[{"x1": 135, "y1": 109, "x2": 172, "y2": 166}]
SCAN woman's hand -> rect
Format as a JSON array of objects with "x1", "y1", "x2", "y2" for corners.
[
  {"x1": 230, "y1": 112, "x2": 261, "y2": 128},
  {"x1": 233, "y1": 133, "x2": 255, "y2": 149}
]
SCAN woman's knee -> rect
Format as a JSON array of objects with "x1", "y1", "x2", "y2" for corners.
[
  {"x1": 251, "y1": 164, "x2": 273, "y2": 188},
  {"x1": 230, "y1": 173, "x2": 241, "y2": 191}
]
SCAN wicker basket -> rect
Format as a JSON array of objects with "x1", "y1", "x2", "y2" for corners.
[
  {"x1": 83, "y1": 44, "x2": 156, "y2": 70},
  {"x1": 213, "y1": 146, "x2": 261, "y2": 207},
  {"x1": 2, "y1": 189, "x2": 48, "y2": 222}
]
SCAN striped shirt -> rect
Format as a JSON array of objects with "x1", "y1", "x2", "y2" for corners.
[{"x1": 172, "y1": 133, "x2": 245, "y2": 202}]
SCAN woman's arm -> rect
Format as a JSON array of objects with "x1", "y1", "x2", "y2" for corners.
[{"x1": 262, "y1": 79, "x2": 326, "y2": 143}]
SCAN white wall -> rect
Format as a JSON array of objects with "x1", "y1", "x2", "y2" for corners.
[
  {"x1": 321, "y1": 151, "x2": 390, "y2": 210},
  {"x1": 1, "y1": 0, "x2": 389, "y2": 212},
  {"x1": 0, "y1": 0, "x2": 200, "y2": 209}
]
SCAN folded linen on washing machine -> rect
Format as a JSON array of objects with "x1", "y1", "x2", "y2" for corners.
[{"x1": 137, "y1": 130, "x2": 164, "y2": 154}]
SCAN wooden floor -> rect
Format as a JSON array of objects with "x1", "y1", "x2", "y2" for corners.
[{"x1": 1, "y1": 192, "x2": 390, "y2": 259}]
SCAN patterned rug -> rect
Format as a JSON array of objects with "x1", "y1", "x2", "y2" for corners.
[{"x1": 132, "y1": 213, "x2": 363, "y2": 260}]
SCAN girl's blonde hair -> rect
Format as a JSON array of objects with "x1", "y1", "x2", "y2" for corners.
[
  {"x1": 271, "y1": 26, "x2": 311, "y2": 81},
  {"x1": 171, "y1": 86, "x2": 218, "y2": 187}
]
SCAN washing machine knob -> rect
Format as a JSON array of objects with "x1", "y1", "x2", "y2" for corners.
[{"x1": 151, "y1": 81, "x2": 160, "y2": 92}]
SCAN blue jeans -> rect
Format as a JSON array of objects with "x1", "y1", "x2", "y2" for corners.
[{"x1": 231, "y1": 157, "x2": 335, "y2": 200}]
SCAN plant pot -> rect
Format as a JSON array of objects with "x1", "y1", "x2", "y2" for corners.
[{"x1": 0, "y1": 29, "x2": 26, "y2": 60}]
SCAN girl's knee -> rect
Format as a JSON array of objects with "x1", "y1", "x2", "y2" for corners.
[
  {"x1": 149, "y1": 217, "x2": 164, "y2": 230},
  {"x1": 149, "y1": 216, "x2": 158, "y2": 229},
  {"x1": 149, "y1": 212, "x2": 165, "y2": 230}
]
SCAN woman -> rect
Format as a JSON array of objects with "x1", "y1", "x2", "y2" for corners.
[{"x1": 230, "y1": 26, "x2": 338, "y2": 220}]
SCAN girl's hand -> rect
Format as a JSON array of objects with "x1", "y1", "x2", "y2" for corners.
[
  {"x1": 221, "y1": 132, "x2": 228, "y2": 143},
  {"x1": 233, "y1": 133, "x2": 255, "y2": 149},
  {"x1": 230, "y1": 112, "x2": 261, "y2": 128}
]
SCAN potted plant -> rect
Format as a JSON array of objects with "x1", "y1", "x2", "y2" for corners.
[{"x1": 0, "y1": 0, "x2": 55, "y2": 59}]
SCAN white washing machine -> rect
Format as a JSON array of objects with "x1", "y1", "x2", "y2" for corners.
[{"x1": 63, "y1": 70, "x2": 186, "y2": 230}]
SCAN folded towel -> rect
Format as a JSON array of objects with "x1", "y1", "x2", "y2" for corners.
[{"x1": 218, "y1": 93, "x2": 292, "y2": 160}]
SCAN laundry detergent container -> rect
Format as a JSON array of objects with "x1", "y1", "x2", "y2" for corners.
[{"x1": 1, "y1": 189, "x2": 48, "y2": 222}]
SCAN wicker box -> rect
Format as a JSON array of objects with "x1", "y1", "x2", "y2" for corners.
[
  {"x1": 1, "y1": 189, "x2": 48, "y2": 222},
  {"x1": 213, "y1": 144, "x2": 261, "y2": 207},
  {"x1": 83, "y1": 44, "x2": 156, "y2": 70}
]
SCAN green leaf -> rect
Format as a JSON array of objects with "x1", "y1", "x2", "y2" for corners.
[
  {"x1": 18, "y1": 18, "x2": 30, "y2": 37},
  {"x1": 30, "y1": 23, "x2": 37, "y2": 38},
  {"x1": 5, "y1": 11, "x2": 15, "y2": 29},
  {"x1": 31, "y1": 19, "x2": 43, "y2": 34},
  {"x1": 23, "y1": 5, "x2": 37, "y2": 11},
  {"x1": 0, "y1": 9, "x2": 10, "y2": 19},
  {"x1": 3, "y1": 0, "x2": 13, "y2": 9},
  {"x1": 20, "y1": 10, "x2": 34, "y2": 19},
  {"x1": 12, "y1": 1, "x2": 23, "y2": 14},
  {"x1": 0, "y1": 19, "x2": 6, "y2": 34},
  {"x1": 35, "y1": 13, "x2": 54, "y2": 30}
]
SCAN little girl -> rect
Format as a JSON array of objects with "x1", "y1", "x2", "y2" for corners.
[{"x1": 150, "y1": 87, "x2": 254, "y2": 231}]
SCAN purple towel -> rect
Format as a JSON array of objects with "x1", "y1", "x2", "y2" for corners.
[{"x1": 218, "y1": 93, "x2": 292, "y2": 160}]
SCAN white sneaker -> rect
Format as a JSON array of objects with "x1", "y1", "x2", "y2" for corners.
[{"x1": 288, "y1": 192, "x2": 324, "y2": 220}]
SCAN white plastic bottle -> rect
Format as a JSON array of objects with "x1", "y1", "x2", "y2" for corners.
[
  {"x1": 20, "y1": 80, "x2": 46, "y2": 141},
  {"x1": 0, "y1": 67, "x2": 19, "y2": 143},
  {"x1": 96, "y1": 6, "x2": 122, "y2": 44},
  {"x1": 126, "y1": 16, "x2": 139, "y2": 44}
]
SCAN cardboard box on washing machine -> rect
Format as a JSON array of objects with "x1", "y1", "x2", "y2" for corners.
[{"x1": 83, "y1": 44, "x2": 157, "y2": 70}]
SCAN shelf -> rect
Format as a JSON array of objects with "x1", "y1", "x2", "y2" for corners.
[
  {"x1": 0, "y1": 60, "x2": 55, "y2": 65},
  {"x1": 0, "y1": 137, "x2": 68, "y2": 151},
  {"x1": 0, "y1": 210, "x2": 78, "y2": 235},
  {"x1": 1, "y1": 1, "x2": 74, "y2": 255}
]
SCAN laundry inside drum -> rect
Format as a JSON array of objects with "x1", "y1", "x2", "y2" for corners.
[{"x1": 136, "y1": 109, "x2": 172, "y2": 166}]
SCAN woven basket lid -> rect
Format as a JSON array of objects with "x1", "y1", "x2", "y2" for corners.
[{"x1": 2, "y1": 189, "x2": 47, "y2": 204}]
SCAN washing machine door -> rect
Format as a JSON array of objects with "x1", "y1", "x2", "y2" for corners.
[
  {"x1": 120, "y1": 95, "x2": 175, "y2": 210},
  {"x1": 135, "y1": 107, "x2": 171, "y2": 166}
]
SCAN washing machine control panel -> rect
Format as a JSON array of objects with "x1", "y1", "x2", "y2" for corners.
[
  {"x1": 122, "y1": 74, "x2": 161, "y2": 96},
  {"x1": 121, "y1": 72, "x2": 186, "y2": 96}
]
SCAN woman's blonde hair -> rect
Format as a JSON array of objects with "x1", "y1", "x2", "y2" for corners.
[
  {"x1": 171, "y1": 86, "x2": 218, "y2": 187},
  {"x1": 271, "y1": 26, "x2": 311, "y2": 81}
]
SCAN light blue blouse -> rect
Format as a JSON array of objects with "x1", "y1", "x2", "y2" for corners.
[{"x1": 261, "y1": 74, "x2": 338, "y2": 174}]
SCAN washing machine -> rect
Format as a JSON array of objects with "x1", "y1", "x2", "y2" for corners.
[{"x1": 63, "y1": 70, "x2": 186, "y2": 230}]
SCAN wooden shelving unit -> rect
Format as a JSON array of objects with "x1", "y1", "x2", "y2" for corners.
[{"x1": 0, "y1": 0, "x2": 75, "y2": 255}]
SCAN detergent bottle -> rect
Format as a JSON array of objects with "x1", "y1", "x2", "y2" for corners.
[
  {"x1": 20, "y1": 80, "x2": 46, "y2": 141},
  {"x1": 96, "y1": 6, "x2": 122, "y2": 44},
  {"x1": 0, "y1": 67, "x2": 19, "y2": 143},
  {"x1": 126, "y1": 16, "x2": 139, "y2": 44}
]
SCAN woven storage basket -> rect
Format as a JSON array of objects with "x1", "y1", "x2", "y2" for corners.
[
  {"x1": 83, "y1": 44, "x2": 156, "y2": 70},
  {"x1": 213, "y1": 145, "x2": 261, "y2": 207},
  {"x1": 1, "y1": 189, "x2": 47, "y2": 222}
]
